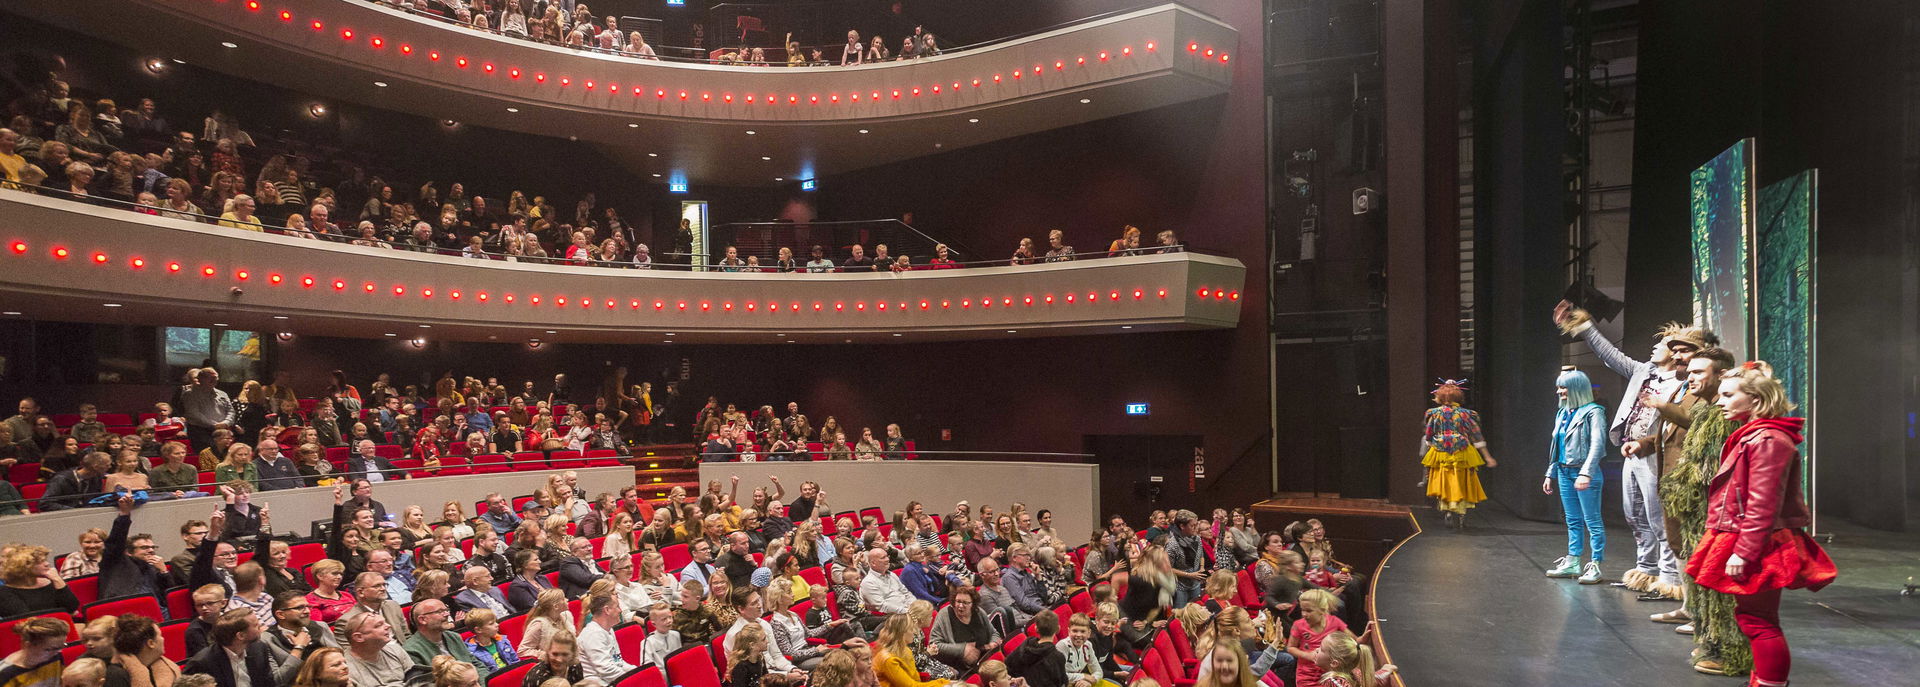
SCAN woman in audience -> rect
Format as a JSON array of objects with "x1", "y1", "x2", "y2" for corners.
[
  {"x1": 1120, "y1": 546, "x2": 1174, "y2": 624},
  {"x1": 415, "y1": 568, "x2": 454, "y2": 609},
  {"x1": 259, "y1": 536, "x2": 313, "y2": 596},
  {"x1": 520, "y1": 628, "x2": 584, "y2": 687},
  {"x1": 56, "y1": 528, "x2": 106, "y2": 578},
  {"x1": 286, "y1": 646, "x2": 348, "y2": 687},
  {"x1": 706, "y1": 573, "x2": 740, "y2": 628},
  {"x1": 1010, "y1": 238, "x2": 1037, "y2": 265},
  {"x1": 0, "y1": 544, "x2": 78, "y2": 617},
  {"x1": 292, "y1": 443, "x2": 332, "y2": 486},
  {"x1": 305, "y1": 558, "x2": 355, "y2": 623},
  {"x1": 159, "y1": 178, "x2": 198, "y2": 220},
  {"x1": 38, "y1": 435, "x2": 79, "y2": 477},
  {"x1": 854, "y1": 428, "x2": 883, "y2": 461},
  {"x1": 931, "y1": 585, "x2": 1000, "y2": 673},
  {"x1": 508, "y1": 549, "x2": 556, "y2": 612},
  {"x1": 518, "y1": 588, "x2": 574, "y2": 661},
  {"x1": 108, "y1": 613, "x2": 181, "y2": 687},
  {"x1": 464, "y1": 608, "x2": 521, "y2": 673}
]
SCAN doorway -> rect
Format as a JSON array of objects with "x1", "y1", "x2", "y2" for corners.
[{"x1": 1083, "y1": 434, "x2": 1205, "y2": 528}]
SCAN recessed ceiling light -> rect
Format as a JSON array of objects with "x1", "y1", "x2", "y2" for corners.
[
  {"x1": 272, "y1": 315, "x2": 289, "y2": 320},
  {"x1": 1006, "y1": 330, "x2": 1017, "y2": 333},
  {"x1": 774, "y1": 177, "x2": 784, "y2": 181},
  {"x1": 760, "y1": 156, "x2": 771, "y2": 161},
  {"x1": 665, "y1": 333, "x2": 675, "y2": 336},
  {"x1": 102, "y1": 303, "x2": 123, "y2": 308},
  {"x1": 651, "y1": 173, "x2": 661, "y2": 177},
  {"x1": 373, "y1": 81, "x2": 388, "y2": 87},
  {"x1": 220, "y1": 42, "x2": 238, "y2": 49},
  {"x1": 0, "y1": 311, "x2": 20, "y2": 316},
  {"x1": 892, "y1": 333, "x2": 903, "y2": 337},
  {"x1": 506, "y1": 107, "x2": 519, "y2": 113},
  {"x1": 647, "y1": 152, "x2": 658, "y2": 157},
  {"x1": 745, "y1": 130, "x2": 756, "y2": 135},
  {"x1": 212, "y1": 323, "x2": 229, "y2": 327},
  {"x1": 967, "y1": 118, "x2": 979, "y2": 123},
  {"x1": 383, "y1": 333, "x2": 397, "y2": 337},
  {"x1": 418, "y1": 324, "x2": 431, "y2": 328},
  {"x1": 628, "y1": 123, "x2": 639, "y2": 128},
  {"x1": 545, "y1": 330, "x2": 557, "y2": 334},
  {"x1": 1079, "y1": 98, "x2": 1092, "y2": 104},
  {"x1": 857, "y1": 129, "x2": 870, "y2": 134}
]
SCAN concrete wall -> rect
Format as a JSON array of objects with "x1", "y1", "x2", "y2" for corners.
[
  {"x1": 699, "y1": 461, "x2": 1099, "y2": 543},
  {"x1": 0, "y1": 466, "x2": 634, "y2": 558}
]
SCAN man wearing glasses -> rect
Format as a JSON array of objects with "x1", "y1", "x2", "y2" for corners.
[
  {"x1": 169, "y1": 519, "x2": 210, "y2": 587},
  {"x1": 263, "y1": 589, "x2": 340, "y2": 659},
  {"x1": 99, "y1": 494, "x2": 171, "y2": 603},
  {"x1": 401, "y1": 599, "x2": 485, "y2": 671},
  {"x1": 334, "y1": 571, "x2": 410, "y2": 645}
]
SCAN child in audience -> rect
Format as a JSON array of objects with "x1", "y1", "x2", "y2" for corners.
[
  {"x1": 1005, "y1": 610, "x2": 1067, "y2": 687},
  {"x1": 727, "y1": 623, "x2": 771, "y2": 687},
  {"x1": 1285, "y1": 590, "x2": 1368, "y2": 687},
  {"x1": 1303, "y1": 553, "x2": 1338, "y2": 589},
  {"x1": 977, "y1": 660, "x2": 1026, "y2": 687},
  {"x1": 1311, "y1": 630, "x2": 1396, "y2": 687},
  {"x1": 70, "y1": 404, "x2": 109, "y2": 445},
  {"x1": 1089, "y1": 602, "x2": 1133, "y2": 680},
  {"x1": 1058, "y1": 613, "x2": 1101, "y2": 687}
]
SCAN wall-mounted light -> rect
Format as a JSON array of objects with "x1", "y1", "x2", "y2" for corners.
[
  {"x1": 308, "y1": 103, "x2": 328, "y2": 117},
  {"x1": 409, "y1": 337, "x2": 426, "y2": 349},
  {"x1": 527, "y1": 340, "x2": 544, "y2": 350},
  {"x1": 276, "y1": 332, "x2": 294, "y2": 341},
  {"x1": 144, "y1": 58, "x2": 167, "y2": 74}
]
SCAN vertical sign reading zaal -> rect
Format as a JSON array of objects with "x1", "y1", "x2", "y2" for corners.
[{"x1": 1190, "y1": 446, "x2": 1205, "y2": 493}]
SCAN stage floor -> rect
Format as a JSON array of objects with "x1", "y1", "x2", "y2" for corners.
[{"x1": 1372, "y1": 500, "x2": 1920, "y2": 686}]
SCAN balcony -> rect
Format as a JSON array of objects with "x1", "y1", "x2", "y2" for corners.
[
  {"x1": 0, "y1": 189, "x2": 1247, "y2": 343},
  {"x1": 10, "y1": 0, "x2": 1240, "y2": 185}
]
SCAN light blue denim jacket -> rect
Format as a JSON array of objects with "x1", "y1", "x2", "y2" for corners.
[{"x1": 1547, "y1": 403, "x2": 1608, "y2": 478}]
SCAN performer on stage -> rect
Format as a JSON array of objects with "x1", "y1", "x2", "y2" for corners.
[
  {"x1": 1554, "y1": 302, "x2": 1713, "y2": 598},
  {"x1": 1543, "y1": 367, "x2": 1607, "y2": 585},
  {"x1": 1418, "y1": 379, "x2": 1496, "y2": 528},
  {"x1": 1648, "y1": 348, "x2": 1749, "y2": 676},
  {"x1": 1686, "y1": 361, "x2": 1835, "y2": 687}
]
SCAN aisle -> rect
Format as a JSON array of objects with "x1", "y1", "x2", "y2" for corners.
[{"x1": 1371, "y1": 500, "x2": 1920, "y2": 686}]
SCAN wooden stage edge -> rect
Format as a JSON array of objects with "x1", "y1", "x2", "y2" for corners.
[{"x1": 1251, "y1": 494, "x2": 1414, "y2": 517}]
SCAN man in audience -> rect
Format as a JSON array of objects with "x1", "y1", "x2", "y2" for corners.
[
  {"x1": 225, "y1": 562, "x2": 275, "y2": 626},
  {"x1": 308, "y1": 202, "x2": 338, "y2": 235},
  {"x1": 716, "y1": 531, "x2": 758, "y2": 587},
  {"x1": 336, "y1": 571, "x2": 410, "y2": 644},
  {"x1": 789, "y1": 481, "x2": 823, "y2": 522},
  {"x1": 347, "y1": 439, "x2": 404, "y2": 482},
  {"x1": 265, "y1": 590, "x2": 339, "y2": 665},
  {"x1": 468, "y1": 527, "x2": 513, "y2": 583},
  {"x1": 375, "y1": 397, "x2": 403, "y2": 437},
  {"x1": 180, "y1": 584, "x2": 230, "y2": 658},
  {"x1": 189, "y1": 513, "x2": 239, "y2": 592},
  {"x1": 181, "y1": 609, "x2": 291, "y2": 687},
  {"x1": 806, "y1": 245, "x2": 835, "y2": 272},
  {"x1": 1004, "y1": 610, "x2": 1067, "y2": 687},
  {"x1": 556, "y1": 537, "x2": 601, "y2": 597},
  {"x1": 40, "y1": 451, "x2": 110, "y2": 510},
  {"x1": 251, "y1": 439, "x2": 302, "y2": 491},
  {"x1": 478, "y1": 492, "x2": 522, "y2": 534},
  {"x1": 343, "y1": 612, "x2": 415, "y2": 687},
  {"x1": 402, "y1": 598, "x2": 484, "y2": 671},
  {"x1": 365, "y1": 549, "x2": 414, "y2": 604},
  {"x1": 2, "y1": 397, "x2": 39, "y2": 444},
  {"x1": 999, "y1": 545, "x2": 1051, "y2": 618},
  {"x1": 577, "y1": 593, "x2": 637, "y2": 683},
  {"x1": 179, "y1": 368, "x2": 234, "y2": 452},
  {"x1": 1164, "y1": 510, "x2": 1208, "y2": 606},
  {"x1": 99, "y1": 494, "x2": 170, "y2": 601},
  {"x1": 842, "y1": 244, "x2": 874, "y2": 271},
  {"x1": 680, "y1": 538, "x2": 717, "y2": 589},
  {"x1": 861, "y1": 547, "x2": 915, "y2": 622},
  {"x1": 451, "y1": 564, "x2": 513, "y2": 618}
]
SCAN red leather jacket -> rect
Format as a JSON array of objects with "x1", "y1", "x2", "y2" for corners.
[{"x1": 1705, "y1": 417, "x2": 1809, "y2": 561}]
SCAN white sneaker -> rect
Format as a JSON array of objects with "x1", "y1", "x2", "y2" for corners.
[
  {"x1": 1546, "y1": 556, "x2": 1582, "y2": 578},
  {"x1": 1578, "y1": 561, "x2": 1604, "y2": 584}
]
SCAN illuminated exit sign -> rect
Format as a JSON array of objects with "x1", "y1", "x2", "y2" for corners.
[{"x1": 1124, "y1": 403, "x2": 1149, "y2": 416}]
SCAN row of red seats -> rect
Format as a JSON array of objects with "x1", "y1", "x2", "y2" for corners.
[{"x1": 40, "y1": 402, "x2": 580, "y2": 432}]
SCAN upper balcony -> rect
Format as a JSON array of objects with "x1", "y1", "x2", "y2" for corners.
[
  {"x1": 0, "y1": 189, "x2": 1247, "y2": 344},
  {"x1": 11, "y1": 0, "x2": 1239, "y2": 185}
]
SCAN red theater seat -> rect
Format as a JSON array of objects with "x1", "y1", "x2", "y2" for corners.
[
  {"x1": 166, "y1": 586, "x2": 194, "y2": 620},
  {"x1": 471, "y1": 453, "x2": 512, "y2": 473},
  {"x1": 83, "y1": 594, "x2": 164, "y2": 622},
  {"x1": 160, "y1": 618, "x2": 191, "y2": 661},
  {"x1": 664, "y1": 645, "x2": 722, "y2": 687},
  {"x1": 66, "y1": 575, "x2": 100, "y2": 606},
  {"x1": 488, "y1": 659, "x2": 537, "y2": 687}
]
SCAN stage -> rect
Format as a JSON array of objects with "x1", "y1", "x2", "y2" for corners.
[{"x1": 1372, "y1": 500, "x2": 1920, "y2": 686}]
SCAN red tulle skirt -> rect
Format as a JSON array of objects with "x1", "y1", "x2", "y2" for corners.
[{"x1": 1686, "y1": 528, "x2": 1837, "y2": 596}]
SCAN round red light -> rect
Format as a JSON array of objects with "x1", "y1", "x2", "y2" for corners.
[
  {"x1": 700, "y1": 302, "x2": 711, "y2": 311},
  {"x1": 788, "y1": 95, "x2": 799, "y2": 104},
  {"x1": 1158, "y1": 289, "x2": 1168, "y2": 298},
  {"x1": 835, "y1": 303, "x2": 845, "y2": 311},
  {"x1": 400, "y1": 44, "x2": 413, "y2": 55},
  {"x1": 371, "y1": 37, "x2": 384, "y2": 48},
  {"x1": 1198, "y1": 288, "x2": 1210, "y2": 298},
  {"x1": 246, "y1": 1, "x2": 260, "y2": 10},
  {"x1": 878, "y1": 302, "x2": 888, "y2": 311},
  {"x1": 941, "y1": 300, "x2": 950, "y2": 309},
  {"x1": 676, "y1": 302, "x2": 686, "y2": 310},
  {"x1": 131, "y1": 258, "x2": 145, "y2": 268},
  {"x1": 310, "y1": 20, "x2": 323, "y2": 31},
  {"x1": 1204, "y1": 48, "x2": 1215, "y2": 57},
  {"x1": 422, "y1": 289, "x2": 433, "y2": 298},
  {"x1": 830, "y1": 95, "x2": 839, "y2": 103},
  {"x1": 91, "y1": 252, "x2": 108, "y2": 264},
  {"x1": 973, "y1": 78, "x2": 982, "y2": 86},
  {"x1": 555, "y1": 297, "x2": 566, "y2": 306},
  {"x1": 1099, "y1": 51, "x2": 1109, "y2": 61},
  {"x1": 930, "y1": 86, "x2": 939, "y2": 94},
  {"x1": 1013, "y1": 71, "x2": 1022, "y2": 80},
  {"x1": 8, "y1": 241, "x2": 25, "y2": 254},
  {"x1": 509, "y1": 68, "x2": 521, "y2": 79},
  {"x1": 1220, "y1": 54, "x2": 1230, "y2": 63},
  {"x1": 654, "y1": 301, "x2": 664, "y2": 310},
  {"x1": 810, "y1": 95, "x2": 819, "y2": 103},
  {"x1": 505, "y1": 294, "x2": 516, "y2": 303},
  {"x1": 1055, "y1": 61, "x2": 1064, "y2": 70},
  {"x1": 1024, "y1": 297, "x2": 1034, "y2": 306},
  {"x1": 535, "y1": 73, "x2": 546, "y2": 83},
  {"x1": 1229, "y1": 291, "x2": 1241, "y2": 300},
  {"x1": 813, "y1": 303, "x2": 822, "y2": 311},
  {"x1": 428, "y1": 51, "x2": 441, "y2": 62},
  {"x1": 362, "y1": 282, "x2": 375, "y2": 292},
  {"x1": 679, "y1": 91, "x2": 689, "y2": 100},
  {"x1": 630, "y1": 300, "x2": 640, "y2": 309},
  {"x1": 1123, "y1": 47, "x2": 1133, "y2": 56},
  {"x1": 1147, "y1": 42, "x2": 1157, "y2": 51},
  {"x1": 856, "y1": 303, "x2": 866, "y2": 311},
  {"x1": 1111, "y1": 291, "x2": 1120, "y2": 300},
  {"x1": 1066, "y1": 294, "x2": 1076, "y2": 303},
  {"x1": 746, "y1": 303, "x2": 756, "y2": 311},
  {"x1": 301, "y1": 277, "x2": 315, "y2": 288},
  {"x1": 723, "y1": 302, "x2": 734, "y2": 311},
  {"x1": 168, "y1": 262, "x2": 182, "y2": 273},
  {"x1": 478, "y1": 292, "x2": 489, "y2": 301},
  {"x1": 962, "y1": 299, "x2": 971, "y2": 308},
  {"x1": 455, "y1": 57, "x2": 469, "y2": 68},
  {"x1": 278, "y1": 10, "x2": 291, "y2": 22},
  {"x1": 1003, "y1": 298, "x2": 1012, "y2": 306},
  {"x1": 340, "y1": 29, "x2": 353, "y2": 41},
  {"x1": 892, "y1": 90, "x2": 901, "y2": 99},
  {"x1": 911, "y1": 88, "x2": 920, "y2": 96},
  {"x1": 235, "y1": 270, "x2": 249, "y2": 280},
  {"x1": 1045, "y1": 295, "x2": 1055, "y2": 304},
  {"x1": 790, "y1": 303, "x2": 800, "y2": 311},
  {"x1": 51, "y1": 247, "x2": 69, "y2": 259},
  {"x1": 585, "y1": 81, "x2": 595, "y2": 90},
  {"x1": 1216, "y1": 291, "x2": 1227, "y2": 300},
  {"x1": 202, "y1": 266, "x2": 217, "y2": 277},
  {"x1": 919, "y1": 301, "x2": 929, "y2": 310},
  {"x1": 483, "y1": 63, "x2": 495, "y2": 73},
  {"x1": 332, "y1": 280, "x2": 345, "y2": 290},
  {"x1": 452, "y1": 291, "x2": 462, "y2": 300}
]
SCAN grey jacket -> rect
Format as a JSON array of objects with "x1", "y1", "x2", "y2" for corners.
[
  {"x1": 929, "y1": 605, "x2": 1001, "y2": 665},
  {"x1": 1574, "y1": 323, "x2": 1655, "y2": 446},
  {"x1": 1547, "y1": 404, "x2": 1608, "y2": 479}
]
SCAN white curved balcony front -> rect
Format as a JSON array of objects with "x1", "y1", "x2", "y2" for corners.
[
  {"x1": 0, "y1": 190, "x2": 1248, "y2": 344},
  {"x1": 12, "y1": 0, "x2": 1239, "y2": 185}
]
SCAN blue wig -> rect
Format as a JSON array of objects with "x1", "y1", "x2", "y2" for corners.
[{"x1": 1556, "y1": 369, "x2": 1595, "y2": 409}]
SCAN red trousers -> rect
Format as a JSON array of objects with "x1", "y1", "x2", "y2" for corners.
[{"x1": 1735, "y1": 588, "x2": 1789, "y2": 684}]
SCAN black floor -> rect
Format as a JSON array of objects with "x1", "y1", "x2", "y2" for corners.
[{"x1": 1372, "y1": 500, "x2": 1920, "y2": 686}]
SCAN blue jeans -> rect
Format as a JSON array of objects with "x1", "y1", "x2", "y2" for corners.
[{"x1": 1556, "y1": 465, "x2": 1606, "y2": 561}]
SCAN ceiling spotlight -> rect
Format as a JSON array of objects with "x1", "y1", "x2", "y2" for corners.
[
  {"x1": 647, "y1": 152, "x2": 658, "y2": 157},
  {"x1": 373, "y1": 81, "x2": 388, "y2": 87},
  {"x1": 506, "y1": 107, "x2": 519, "y2": 113},
  {"x1": 967, "y1": 118, "x2": 979, "y2": 123},
  {"x1": 745, "y1": 130, "x2": 756, "y2": 135},
  {"x1": 527, "y1": 341, "x2": 543, "y2": 349},
  {"x1": 102, "y1": 303, "x2": 123, "y2": 308},
  {"x1": 760, "y1": 156, "x2": 771, "y2": 161},
  {"x1": 628, "y1": 123, "x2": 639, "y2": 128},
  {"x1": 442, "y1": 119, "x2": 458, "y2": 127},
  {"x1": 144, "y1": 58, "x2": 166, "y2": 74},
  {"x1": 220, "y1": 41, "x2": 238, "y2": 49},
  {"x1": 1006, "y1": 330, "x2": 1017, "y2": 333},
  {"x1": 1079, "y1": 98, "x2": 1092, "y2": 104},
  {"x1": 308, "y1": 103, "x2": 327, "y2": 117},
  {"x1": 409, "y1": 337, "x2": 427, "y2": 348},
  {"x1": 545, "y1": 330, "x2": 557, "y2": 334},
  {"x1": 857, "y1": 129, "x2": 870, "y2": 134}
]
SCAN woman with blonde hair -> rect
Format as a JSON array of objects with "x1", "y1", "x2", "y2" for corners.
[
  {"x1": 1681, "y1": 361, "x2": 1833, "y2": 687},
  {"x1": 1193, "y1": 640, "x2": 1257, "y2": 687},
  {"x1": 765, "y1": 581, "x2": 832, "y2": 669},
  {"x1": 0, "y1": 544, "x2": 76, "y2": 617},
  {"x1": 1119, "y1": 545, "x2": 1175, "y2": 623},
  {"x1": 398, "y1": 505, "x2": 434, "y2": 549},
  {"x1": 518, "y1": 588, "x2": 575, "y2": 660},
  {"x1": 521, "y1": 629, "x2": 585, "y2": 686},
  {"x1": 873, "y1": 613, "x2": 949, "y2": 687},
  {"x1": 290, "y1": 646, "x2": 350, "y2": 687},
  {"x1": 429, "y1": 654, "x2": 481, "y2": 687},
  {"x1": 305, "y1": 558, "x2": 355, "y2": 623}
]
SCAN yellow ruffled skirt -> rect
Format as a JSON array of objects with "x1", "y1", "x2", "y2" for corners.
[{"x1": 1423, "y1": 444, "x2": 1488, "y2": 513}]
